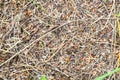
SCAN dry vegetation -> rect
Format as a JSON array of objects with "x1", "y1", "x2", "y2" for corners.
[{"x1": 0, "y1": 0, "x2": 120, "y2": 80}]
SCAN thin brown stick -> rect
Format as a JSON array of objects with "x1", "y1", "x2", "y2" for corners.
[{"x1": 0, "y1": 20, "x2": 76, "y2": 67}]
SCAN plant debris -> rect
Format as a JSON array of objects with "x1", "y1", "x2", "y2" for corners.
[{"x1": 0, "y1": 0, "x2": 120, "y2": 80}]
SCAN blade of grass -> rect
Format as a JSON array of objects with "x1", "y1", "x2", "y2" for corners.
[
  {"x1": 115, "y1": 12, "x2": 120, "y2": 17},
  {"x1": 95, "y1": 68, "x2": 120, "y2": 80},
  {"x1": 104, "y1": 0, "x2": 107, "y2": 3},
  {"x1": 40, "y1": 75, "x2": 47, "y2": 80}
]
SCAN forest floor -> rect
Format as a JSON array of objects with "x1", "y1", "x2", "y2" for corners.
[{"x1": 0, "y1": 0, "x2": 120, "y2": 80}]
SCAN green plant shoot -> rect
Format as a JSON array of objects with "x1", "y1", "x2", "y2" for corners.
[
  {"x1": 95, "y1": 68, "x2": 120, "y2": 80},
  {"x1": 115, "y1": 12, "x2": 120, "y2": 17},
  {"x1": 40, "y1": 75, "x2": 47, "y2": 80},
  {"x1": 104, "y1": 0, "x2": 107, "y2": 3}
]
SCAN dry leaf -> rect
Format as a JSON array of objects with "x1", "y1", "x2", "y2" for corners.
[
  {"x1": 26, "y1": 10, "x2": 33, "y2": 16},
  {"x1": 65, "y1": 57, "x2": 71, "y2": 63},
  {"x1": 116, "y1": 52, "x2": 120, "y2": 68}
]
